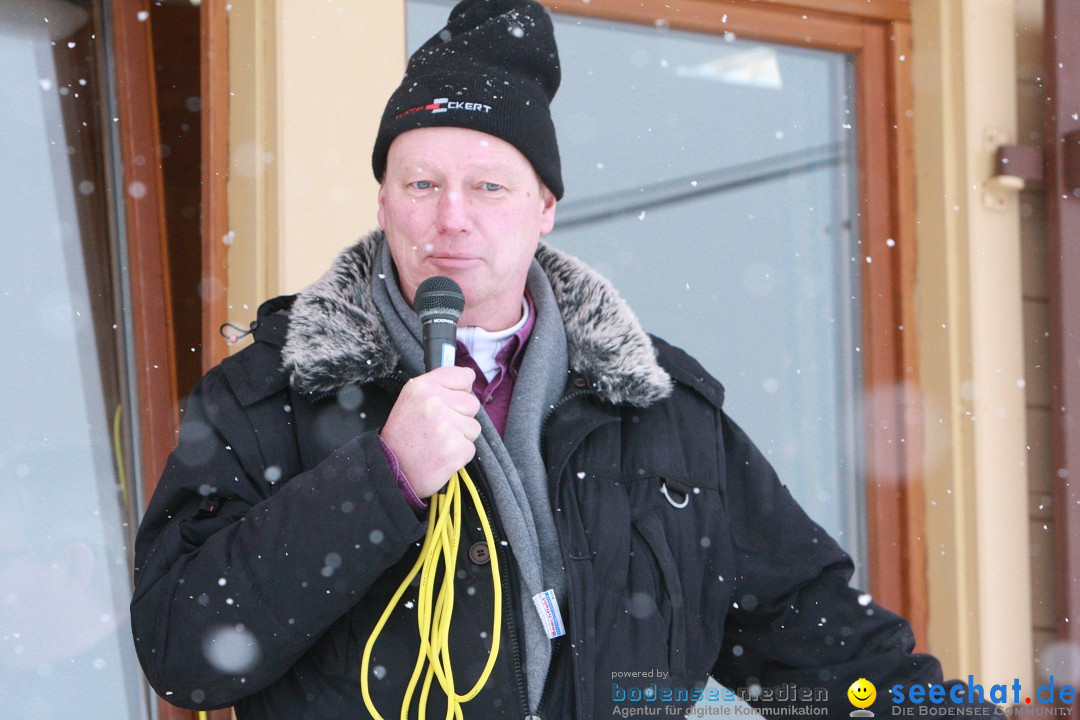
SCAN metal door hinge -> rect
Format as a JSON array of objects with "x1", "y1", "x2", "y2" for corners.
[{"x1": 993, "y1": 144, "x2": 1045, "y2": 188}]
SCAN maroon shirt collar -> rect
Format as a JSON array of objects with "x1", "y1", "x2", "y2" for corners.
[{"x1": 455, "y1": 290, "x2": 536, "y2": 435}]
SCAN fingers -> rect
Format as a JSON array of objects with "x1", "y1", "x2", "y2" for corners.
[
  {"x1": 426, "y1": 365, "x2": 478, "y2": 393},
  {"x1": 379, "y1": 368, "x2": 484, "y2": 498},
  {"x1": 462, "y1": 416, "x2": 482, "y2": 443},
  {"x1": 404, "y1": 367, "x2": 480, "y2": 416},
  {"x1": 450, "y1": 391, "x2": 482, "y2": 419}
]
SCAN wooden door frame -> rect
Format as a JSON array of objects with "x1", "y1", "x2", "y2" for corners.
[
  {"x1": 112, "y1": 0, "x2": 179, "y2": 510},
  {"x1": 201, "y1": 0, "x2": 231, "y2": 373},
  {"x1": 113, "y1": 0, "x2": 232, "y2": 717},
  {"x1": 544, "y1": 0, "x2": 926, "y2": 644},
  {"x1": 110, "y1": 0, "x2": 187, "y2": 718}
]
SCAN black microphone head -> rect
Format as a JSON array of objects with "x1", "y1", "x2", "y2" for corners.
[{"x1": 415, "y1": 276, "x2": 465, "y2": 323}]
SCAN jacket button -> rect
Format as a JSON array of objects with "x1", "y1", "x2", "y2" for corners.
[
  {"x1": 468, "y1": 541, "x2": 491, "y2": 565},
  {"x1": 572, "y1": 377, "x2": 587, "y2": 388}
]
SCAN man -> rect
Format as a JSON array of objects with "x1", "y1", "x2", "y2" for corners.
[{"x1": 131, "y1": 1, "x2": 999, "y2": 718}]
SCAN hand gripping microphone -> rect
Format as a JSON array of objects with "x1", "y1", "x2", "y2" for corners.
[
  {"x1": 362, "y1": 274, "x2": 503, "y2": 720},
  {"x1": 414, "y1": 276, "x2": 466, "y2": 371}
]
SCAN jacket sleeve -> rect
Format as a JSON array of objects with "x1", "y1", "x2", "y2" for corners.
[
  {"x1": 711, "y1": 413, "x2": 1001, "y2": 717},
  {"x1": 130, "y1": 369, "x2": 427, "y2": 709}
]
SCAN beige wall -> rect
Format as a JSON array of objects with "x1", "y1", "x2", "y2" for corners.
[
  {"x1": 911, "y1": 0, "x2": 1032, "y2": 684},
  {"x1": 227, "y1": 0, "x2": 406, "y2": 328}
]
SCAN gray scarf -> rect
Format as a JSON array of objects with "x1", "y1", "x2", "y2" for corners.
[{"x1": 370, "y1": 241, "x2": 569, "y2": 710}]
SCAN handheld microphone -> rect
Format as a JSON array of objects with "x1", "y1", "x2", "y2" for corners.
[{"x1": 415, "y1": 276, "x2": 465, "y2": 371}]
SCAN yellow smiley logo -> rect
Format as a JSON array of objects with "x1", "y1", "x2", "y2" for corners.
[{"x1": 847, "y1": 678, "x2": 877, "y2": 709}]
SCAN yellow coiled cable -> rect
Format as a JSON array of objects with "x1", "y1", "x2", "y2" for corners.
[{"x1": 361, "y1": 467, "x2": 502, "y2": 720}]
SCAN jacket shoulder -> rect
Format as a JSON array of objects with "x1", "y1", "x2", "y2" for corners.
[
  {"x1": 217, "y1": 295, "x2": 295, "y2": 407},
  {"x1": 649, "y1": 335, "x2": 725, "y2": 411}
]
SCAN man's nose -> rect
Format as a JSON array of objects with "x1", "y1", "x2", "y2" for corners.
[{"x1": 435, "y1": 188, "x2": 470, "y2": 233}]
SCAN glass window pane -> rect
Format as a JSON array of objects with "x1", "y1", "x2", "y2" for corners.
[
  {"x1": 0, "y1": 2, "x2": 148, "y2": 717},
  {"x1": 407, "y1": 2, "x2": 867, "y2": 580}
]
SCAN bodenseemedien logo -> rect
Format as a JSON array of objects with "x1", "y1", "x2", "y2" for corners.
[{"x1": 848, "y1": 678, "x2": 877, "y2": 717}]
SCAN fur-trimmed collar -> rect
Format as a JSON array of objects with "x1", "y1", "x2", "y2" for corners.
[{"x1": 282, "y1": 230, "x2": 672, "y2": 407}]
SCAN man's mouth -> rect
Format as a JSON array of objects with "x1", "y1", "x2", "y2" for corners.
[{"x1": 429, "y1": 255, "x2": 481, "y2": 267}]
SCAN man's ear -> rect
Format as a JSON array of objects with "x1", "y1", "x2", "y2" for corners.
[
  {"x1": 539, "y1": 185, "x2": 556, "y2": 235},
  {"x1": 376, "y1": 184, "x2": 387, "y2": 229}
]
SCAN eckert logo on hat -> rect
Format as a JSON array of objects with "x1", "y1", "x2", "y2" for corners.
[
  {"x1": 395, "y1": 98, "x2": 494, "y2": 118},
  {"x1": 371, "y1": 0, "x2": 564, "y2": 199}
]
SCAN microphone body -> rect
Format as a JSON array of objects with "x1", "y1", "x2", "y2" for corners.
[
  {"x1": 423, "y1": 317, "x2": 457, "y2": 371},
  {"x1": 415, "y1": 276, "x2": 466, "y2": 372}
]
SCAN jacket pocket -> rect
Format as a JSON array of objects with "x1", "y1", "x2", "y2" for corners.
[{"x1": 631, "y1": 509, "x2": 687, "y2": 678}]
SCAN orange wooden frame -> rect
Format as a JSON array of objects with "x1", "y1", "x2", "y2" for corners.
[
  {"x1": 199, "y1": 4, "x2": 234, "y2": 712},
  {"x1": 544, "y1": 0, "x2": 926, "y2": 645},
  {"x1": 110, "y1": 0, "x2": 190, "y2": 718},
  {"x1": 201, "y1": 0, "x2": 231, "y2": 373},
  {"x1": 114, "y1": 0, "x2": 233, "y2": 716},
  {"x1": 112, "y1": 0, "x2": 179, "y2": 499}
]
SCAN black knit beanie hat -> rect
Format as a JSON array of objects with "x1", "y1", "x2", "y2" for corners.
[{"x1": 371, "y1": 0, "x2": 564, "y2": 199}]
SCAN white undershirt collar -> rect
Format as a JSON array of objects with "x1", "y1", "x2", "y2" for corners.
[{"x1": 456, "y1": 297, "x2": 529, "y2": 382}]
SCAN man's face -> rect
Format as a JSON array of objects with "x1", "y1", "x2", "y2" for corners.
[{"x1": 378, "y1": 127, "x2": 556, "y2": 330}]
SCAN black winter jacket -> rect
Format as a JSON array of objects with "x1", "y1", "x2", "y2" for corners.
[{"x1": 132, "y1": 234, "x2": 970, "y2": 719}]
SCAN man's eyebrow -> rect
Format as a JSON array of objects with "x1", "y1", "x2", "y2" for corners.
[
  {"x1": 393, "y1": 161, "x2": 433, "y2": 173},
  {"x1": 469, "y1": 162, "x2": 514, "y2": 173},
  {"x1": 391, "y1": 159, "x2": 522, "y2": 177}
]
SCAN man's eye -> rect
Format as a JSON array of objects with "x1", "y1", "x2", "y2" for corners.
[
  {"x1": 481, "y1": 182, "x2": 503, "y2": 192},
  {"x1": 412, "y1": 180, "x2": 432, "y2": 190}
]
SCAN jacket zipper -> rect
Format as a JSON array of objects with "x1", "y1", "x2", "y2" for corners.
[
  {"x1": 471, "y1": 479, "x2": 532, "y2": 717},
  {"x1": 540, "y1": 386, "x2": 593, "y2": 436},
  {"x1": 501, "y1": 541, "x2": 533, "y2": 717},
  {"x1": 531, "y1": 635, "x2": 563, "y2": 718},
  {"x1": 539, "y1": 383, "x2": 622, "y2": 720},
  {"x1": 531, "y1": 385, "x2": 592, "y2": 719}
]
